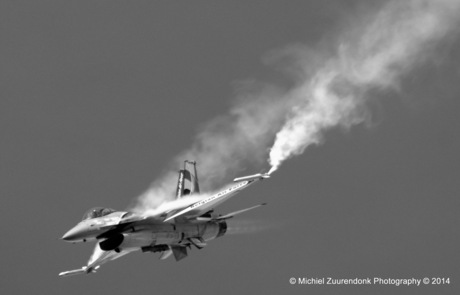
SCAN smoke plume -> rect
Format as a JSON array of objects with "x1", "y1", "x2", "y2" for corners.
[
  {"x1": 268, "y1": 0, "x2": 460, "y2": 173},
  {"x1": 134, "y1": 0, "x2": 460, "y2": 213}
]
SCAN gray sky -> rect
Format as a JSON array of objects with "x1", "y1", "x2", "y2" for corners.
[{"x1": 1, "y1": 1, "x2": 459, "y2": 294}]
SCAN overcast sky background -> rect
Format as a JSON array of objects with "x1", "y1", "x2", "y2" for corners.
[{"x1": 1, "y1": 1, "x2": 460, "y2": 294}]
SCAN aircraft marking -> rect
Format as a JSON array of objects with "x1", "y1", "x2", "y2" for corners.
[{"x1": 188, "y1": 181, "x2": 249, "y2": 210}]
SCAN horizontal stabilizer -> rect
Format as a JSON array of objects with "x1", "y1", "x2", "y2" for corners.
[
  {"x1": 217, "y1": 203, "x2": 267, "y2": 220},
  {"x1": 59, "y1": 268, "x2": 87, "y2": 277},
  {"x1": 233, "y1": 173, "x2": 270, "y2": 183}
]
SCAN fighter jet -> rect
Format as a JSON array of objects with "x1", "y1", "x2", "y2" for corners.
[{"x1": 59, "y1": 161, "x2": 269, "y2": 276}]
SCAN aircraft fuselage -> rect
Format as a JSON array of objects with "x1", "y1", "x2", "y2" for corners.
[{"x1": 62, "y1": 212, "x2": 227, "y2": 252}]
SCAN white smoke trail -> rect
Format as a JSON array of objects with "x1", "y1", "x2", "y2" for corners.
[
  {"x1": 268, "y1": 0, "x2": 460, "y2": 173},
  {"x1": 134, "y1": 0, "x2": 460, "y2": 212}
]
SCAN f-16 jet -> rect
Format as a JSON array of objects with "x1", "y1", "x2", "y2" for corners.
[{"x1": 59, "y1": 161, "x2": 269, "y2": 276}]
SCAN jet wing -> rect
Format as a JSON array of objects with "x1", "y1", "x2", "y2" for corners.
[
  {"x1": 59, "y1": 268, "x2": 88, "y2": 277},
  {"x1": 216, "y1": 203, "x2": 267, "y2": 220},
  {"x1": 163, "y1": 173, "x2": 269, "y2": 222},
  {"x1": 59, "y1": 245, "x2": 136, "y2": 277}
]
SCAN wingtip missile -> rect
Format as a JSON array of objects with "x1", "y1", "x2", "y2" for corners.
[{"x1": 233, "y1": 173, "x2": 270, "y2": 182}]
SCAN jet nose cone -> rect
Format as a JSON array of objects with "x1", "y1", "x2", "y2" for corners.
[
  {"x1": 61, "y1": 228, "x2": 78, "y2": 241},
  {"x1": 61, "y1": 223, "x2": 87, "y2": 242},
  {"x1": 61, "y1": 230, "x2": 75, "y2": 241}
]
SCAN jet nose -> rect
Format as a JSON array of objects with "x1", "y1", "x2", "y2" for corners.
[
  {"x1": 61, "y1": 223, "x2": 87, "y2": 242},
  {"x1": 61, "y1": 229, "x2": 75, "y2": 241},
  {"x1": 61, "y1": 227, "x2": 78, "y2": 241}
]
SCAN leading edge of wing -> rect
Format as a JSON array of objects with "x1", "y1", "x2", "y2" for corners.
[{"x1": 163, "y1": 173, "x2": 269, "y2": 222}]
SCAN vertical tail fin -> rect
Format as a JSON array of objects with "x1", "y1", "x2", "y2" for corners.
[{"x1": 175, "y1": 160, "x2": 200, "y2": 199}]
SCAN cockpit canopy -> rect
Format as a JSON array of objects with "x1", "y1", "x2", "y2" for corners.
[{"x1": 82, "y1": 207, "x2": 116, "y2": 221}]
